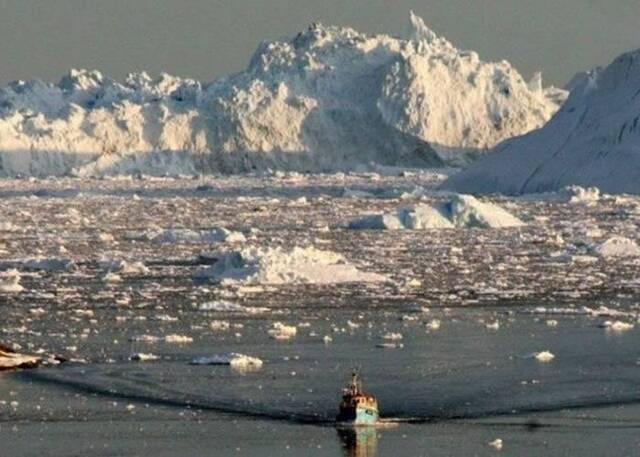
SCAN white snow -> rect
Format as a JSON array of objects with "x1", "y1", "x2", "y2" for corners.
[
  {"x1": 349, "y1": 194, "x2": 523, "y2": 230},
  {"x1": 194, "y1": 246, "x2": 387, "y2": 284},
  {"x1": 443, "y1": 49, "x2": 640, "y2": 195},
  {"x1": 0, "y1": 13, "x2": 564, "y2": 177},
  {"x1": 591, "y1": 236, "x2": 640, "y2": 258},
  {"x1": 190, "y1": 353, "x2": 263, "y2": 370}
]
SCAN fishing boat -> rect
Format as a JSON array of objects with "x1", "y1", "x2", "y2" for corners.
[{"x1": 336, "y1": 370, "x2": 379, "y2": 425}]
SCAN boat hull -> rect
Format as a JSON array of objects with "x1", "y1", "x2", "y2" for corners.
[{"x1": 337, "y1": 406, "x2": 379, "y2": 425}]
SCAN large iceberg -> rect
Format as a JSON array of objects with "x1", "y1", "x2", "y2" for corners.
[
  {"x1": 443, "y1": 49, "x2": 640, "y2": 195},
  {"x1": 0, "y1": 13, "x2": 564, "y2": 176}
]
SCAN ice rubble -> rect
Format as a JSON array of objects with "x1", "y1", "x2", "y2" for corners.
[
  {"x1": 190, "y1": 353, "x2": 263, "y2": 370},
  {"x1": 0, "y1": 257, "x2": 75, "y2": 271},
  {"x1": 0, "y1": 345, "x2": 41, "y2": 370},
  {"x1": 591, "y1": 236, "x2": 640, "y2": 258},
  {"x1": 194, "y1": 246, "x2": 387, "y2": 284},
  {"x1": 348, "y1": 194, "x2": 523, "y2": 229},
  {"x1": 143, "y1": 228, "x2": 245, "y2": 244},
  {"x1": 198, "y1": 300, "x2": 269, "y2": 314},
  {"x1": 0, "y1": 13, "x2": 564, "y2": 176},
  {"x1": 443, "y1": 48, "x2": 640, "y2": 195},
  {"x1": 0, "y1": 269, "x2": 24, "y2": 292}
]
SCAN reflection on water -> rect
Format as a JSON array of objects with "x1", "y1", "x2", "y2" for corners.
[{"x1": 337, "y1": 426, "x2": 378, "y2": 457}]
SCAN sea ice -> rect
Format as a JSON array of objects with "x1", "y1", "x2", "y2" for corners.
[
  {"x1": 194, "y1": 246, "x2": 387, "y2": 284},
  {"x1": 348, "y1": 195, "x2": 523, "y2": 230}
]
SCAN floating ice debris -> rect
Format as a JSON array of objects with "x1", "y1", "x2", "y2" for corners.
[
  {"x1": 128, "y1": 335, "x2": 161, "y2": 343},
  {"x1": 376, "y1": 342, "x2": 404, "y2": 349},
  {"x1": 144, "y1": 228, "x2": 245, "y2": 244},
  {"x1": 488, "y1": 438, "x2": 503, "y2": 450},
  {"x1": 485, "y1": 321, "x2": 500, "y2": 330},
  {"x1": 268, "y1": 322, "x2": 297, "y2": 340},
  {"x1": 164, "y1": 334, "x2": 193, "y2": 344},
  {"x1": 600, "y1": 320, "x2": 634, "y2": 332},
  {"x1": 210, "y1": 320, "x2": 231, "y2": 331},
  {"x1": 198, "y1": 300, "x2": 269, "y2": 314},
  {"x1": 426, "y1": 319, "x2": 441, "y2": 331},
  {"x1": 194, "y1": 246, "x2": 387, "y2": 284},
  {"x1": 533, "y1": 351, "x2": 555, "y2": 363},
  {"x1": 0, "y1": 257, "x2": 75, "y2": 271},
  {"x1": 103, "y1": 272, "x2": 122, "y2": 283},
  {"x1": 190, "y1": 353, "x2": 263, "y2": 370},
  {"x1": 129, "y1": 353, "x2": 160, "y2": 362},
  {"x1": 99, "y1": 259, "x2": 150, "y2": 274},
  {"x1": 0, "y1": 269, "x2": 24, "y2": 293},
  {"x1": 591, "y1": 236, "x2": 640, "y2": 258},
  {"x1": 561, "y1": 186, "x2": 601, "y2": 204},
  {"x1": 0, "y1": 345, "x2": 42, "y2": 371},
  {"x1": 98, "y1": 232, "x2": 115, "y2": 243},
  {"x1": 348, "y1": 195, "x2": 523, "y2": 230}
]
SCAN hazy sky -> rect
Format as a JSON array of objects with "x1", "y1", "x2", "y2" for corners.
[{"x1": 1, "y1": 0, "x2": 639, "y2": 87}]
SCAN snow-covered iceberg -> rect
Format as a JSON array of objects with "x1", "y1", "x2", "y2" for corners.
[
  {"x1": 348, "y1": 194, "x2": 523, "y2": 229},
  {"x1": 0, "y1": 13, "x2": 564, "y2": 176},
  {"x1": 443, "y1": 49, "x2": 640, "y2": 194},
  {"x1": 194, "y1": 246, "x2": 387, "y2": 284}
]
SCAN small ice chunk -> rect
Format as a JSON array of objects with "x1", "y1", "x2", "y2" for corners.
[
  {"x1": 600, "y1": 320, "x2": 634, "y2": 332},
  {"x1": 190, "y1": 353, "x2": 263, "y2": 370},
  {"x1": 164, "y1": 334, "x2": 193, "y2": 344},
  {"x1": 485, "y1": 321, "x2": 500, "y2": 330},
  {"x1": 268, "y1": 322, "x2": 297, "y2": 340},
  {"x1": 488, "y1": 438, "x2": 503, "y2": 450},
  {"x1": 534, "y1": 351, "x2": 555, "y2": 363},
  {"x1": 426, "y1": 319, "x2": 441, "y2": 331},
  {"x1": 0, "y1": 269, "x2": 24, "y2": 293},
  {"x1": 129, "y1": 353, "x2": 160, "y2": 362}
]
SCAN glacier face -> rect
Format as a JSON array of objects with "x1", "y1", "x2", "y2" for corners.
[
  {"x1": 0, "y1": 13, "x2": 564, "y2": 177},
  {"x1": 443, "y1": 49, "x2": 640, "y2": 195}
]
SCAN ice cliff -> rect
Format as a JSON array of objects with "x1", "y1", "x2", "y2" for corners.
[
  {"x1": 0, "y1": 13, "x2": 564, "y2": 177},
  {"x1": 443, "y1": 49, "x2": 640, "y2": 194}
]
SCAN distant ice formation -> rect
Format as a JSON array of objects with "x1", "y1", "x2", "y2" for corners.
[
  {"x1": 443, "y1": 49, "x2": 640, "y2": 194},
  {"x1": 348, "y1": 194, "x2": 524, "y2": 229},
  {"x1": 194, "y1": 246, "x2": 387, "y2": 284},
  {"x1": 0, "y1": 13, "x2": 563, "y2": 176}
]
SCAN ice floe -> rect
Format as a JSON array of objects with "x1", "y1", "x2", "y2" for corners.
[
  {"x1": 198, "y1": 300, "x2": 269, "y2": 314},
  {"x1": 190, "y1": 353, "x2": 263, "y2": 370},
  {"x1": 0, "y1": 269, "x2": 24, "y2": 293},
  {"x1": 591, "y1": 236, "x2": 640, "y2": 258},
  {"x1": 348, "y1": 195, "x2": 523, "y2": 230},
  {"x1": 194, "y1": 246, "x2": 387, "y2": 284}
]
